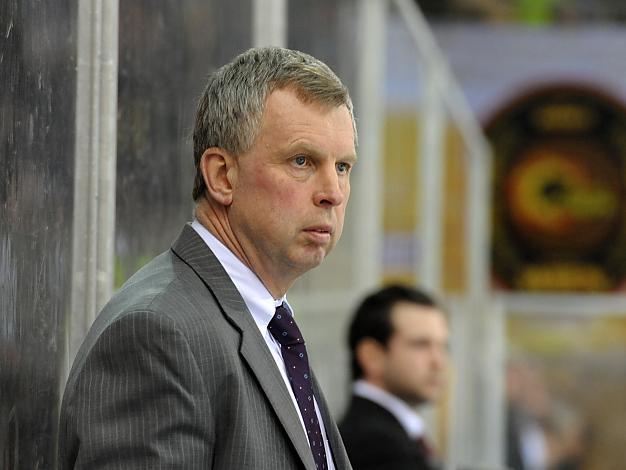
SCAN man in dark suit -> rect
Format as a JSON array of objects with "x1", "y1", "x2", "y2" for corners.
[
  {"x1": 339, "y1": 285, "x2": 449, "y2": 470},
  {"x1": 59, "y1": 47, "x2": 357, "y2": 469}
]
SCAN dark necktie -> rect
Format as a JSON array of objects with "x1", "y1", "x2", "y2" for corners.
[{"x1": 268, "y1": 304, "x2": 328, "y2": 470}]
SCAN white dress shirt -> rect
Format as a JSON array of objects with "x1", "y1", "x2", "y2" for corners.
[
  {"x1": 353, "y1": 379, "x2": 426, "y2": 440},
  {"x1": 191, "y1": 220, "x2": 335, "y2": 469}
]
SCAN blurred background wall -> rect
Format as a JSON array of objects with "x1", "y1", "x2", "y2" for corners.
[{"x1": 2, "y1": 0, "x2": 625, "y2": 469}]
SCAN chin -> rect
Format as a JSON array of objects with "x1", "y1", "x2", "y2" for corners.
[
  {"x1": 288, "y1": 256, "x2": 325, "y2": 277},
  {"x1": 299, "y1": 248, "x2": 329, "y2": 267},
  {"x1": 305, "y1": 256, "x2": 326, "y2": 271},
  {"x1": 421, "y1": 390, "x2": 442, "y2": 403}
]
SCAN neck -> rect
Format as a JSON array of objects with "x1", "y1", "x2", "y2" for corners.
[
  {"x1": 194, "y1": 197, "x2": 292, "y2": 298},
  {"x1": 364, "y1": 378, "x2": 425, "y2": 408}
]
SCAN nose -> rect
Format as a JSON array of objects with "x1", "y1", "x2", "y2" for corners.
[
  {"x1": 433, "y1": 346, "x2": 447, "y2": 370},
  {"x1": 313, "y1": 164, "x2": 346, "y2": 207}
]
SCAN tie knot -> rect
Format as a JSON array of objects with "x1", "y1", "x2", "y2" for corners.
[{"x1": 268, "y1": 304, "x2": 304, "y2": 346}]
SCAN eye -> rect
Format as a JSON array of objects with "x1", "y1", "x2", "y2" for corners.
[
  {"x1": 292, "y1": 155, "x2": 308, "y2": 167},
  {"x1": 336, "y1": 162, "x2": 351, "y2": 174}
]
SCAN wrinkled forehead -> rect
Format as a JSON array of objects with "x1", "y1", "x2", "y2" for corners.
[{"x1": 276, "y1": 85, "x2": 357, "y2": 141}]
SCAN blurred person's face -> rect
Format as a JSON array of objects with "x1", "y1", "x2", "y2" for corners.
[
  {"x1": 506, "y1": 360, "x2": 550, "y2": 418},
  {"x1": 378, "y1": 302, "x2": 449, "y2": 406},
  {"x1": 209, "y1": 87, "x2": 356, "y2": 296}
]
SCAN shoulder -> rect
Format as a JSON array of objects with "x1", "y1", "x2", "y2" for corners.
[
  {"x1": 340, "y1": 397, "x2": 429, "y2": 470},
  {"x1": 341, "y1": 396, "x2": 401, "y2": 425},
  {"x1": 94, "y1": 247, "x2": 225, "y2": 336},
  {"x1": 113, "y1": 249, "x2": 212, "y2": 314},
  {"x1": 340, "y1": 396, "x2": 409, "y2": 444},
  {"x1": 68, "y1": 247, "x2": 233, "y2": 384}
]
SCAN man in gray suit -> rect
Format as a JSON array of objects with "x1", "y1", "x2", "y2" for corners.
[{"x1": 59, "y1": 47, "x2": 357, "y2": 469}]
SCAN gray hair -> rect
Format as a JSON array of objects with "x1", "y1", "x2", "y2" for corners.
[{"x1": 192, "y1": 46, "x2": 357, "y2": 200}]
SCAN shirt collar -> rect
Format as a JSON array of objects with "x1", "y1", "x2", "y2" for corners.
[
  {"x1": 353, "y1": 379, "x2": 425, "y2": 439},
  {"x1": 191, "y1": 220, "x2": 288, "y2": 331}
]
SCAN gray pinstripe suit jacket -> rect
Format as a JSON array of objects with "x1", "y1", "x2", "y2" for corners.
[{"x1": 59, "y1": 224, "x2": 352, "y2": 469}]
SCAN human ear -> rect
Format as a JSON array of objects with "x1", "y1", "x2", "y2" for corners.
[
  {"x1": 356, "y1": 338, "x2": 386, "y2": 381},
  {"x1": 199, "y1": 147, "x2": 236, "y2": 206}
]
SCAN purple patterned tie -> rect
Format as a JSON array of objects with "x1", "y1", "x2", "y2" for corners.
[{"x1": 268, "y1": 304, "x2": 328, "y2": 470}]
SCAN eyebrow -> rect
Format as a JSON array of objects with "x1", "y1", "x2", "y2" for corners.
[
  {"x1": 342, "y1": 153, "x2": 358, "y2": 164},
  {"x1": 285, "y1": 141, "x2": 357, "y2": 163}
]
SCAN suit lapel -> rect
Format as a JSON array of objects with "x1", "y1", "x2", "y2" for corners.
[
  {"x1": 171, "y1": 224, "x2": 316, "y2": 470},
  {"x1": 312, "y1": 376, "x2": 353, "y2": 470},
  {"x1": 238, "y1": 329, "x2": 316, "y2": 470}
]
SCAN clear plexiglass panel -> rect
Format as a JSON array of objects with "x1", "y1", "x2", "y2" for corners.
[
  {"x1": 0, "y1": 0, "x2": 78, "y2": 466},
  {"x1": 115, "y1": 0, "x2": 252, "y2": 286}
]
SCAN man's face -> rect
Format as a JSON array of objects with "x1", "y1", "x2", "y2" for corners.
[
  {"x1": 381, "y1": 302, "x2": 449, "y2": 406},
  {"x1": 228, "y1": 87, "x2": 356, "y2": 287}
]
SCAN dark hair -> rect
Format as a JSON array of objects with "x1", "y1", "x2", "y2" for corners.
[{"x1": 348, "y1": 284, "x2": 438, "y2": 380}]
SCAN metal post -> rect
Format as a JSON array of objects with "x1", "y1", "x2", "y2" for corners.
[
  {"x1": 351, "y1": 0, "x2": 388, "y2": 292},
  {"x1": 465, "y1": 139, "x2": 499, "y2": 467},
  {"x1": 417, "y1": 67, "x2": 445, "y2": 293},
  {"x1": 253, "y1": 0, "x2": 287, "y2": 47},
  {"x1": 68, "y1": 0, "x2": 119, "y2": 373}
]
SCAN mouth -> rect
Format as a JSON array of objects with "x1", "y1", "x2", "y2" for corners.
[
  {"x1": 426, "y1": 376, "x2": 445, "y2": 389},
  {"x1": 303, "y1": 225, "x2": 333, "y2": 243}
]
